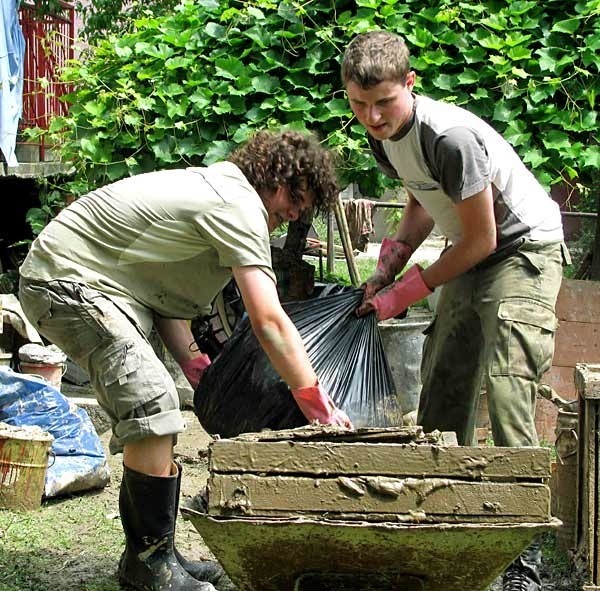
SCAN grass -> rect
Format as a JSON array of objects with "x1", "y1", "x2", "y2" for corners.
[
  {"x1": 0, "y1": 492, "x2": 123, "y2": 591},
  {"x1": 312, "y1": 255, "x2": 433, "y2": 311}
]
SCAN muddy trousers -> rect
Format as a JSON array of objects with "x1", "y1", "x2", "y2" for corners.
[
  {"x1": 118, "y1": 462, "x2": 217, "y2": 591},
  {"x1": 417, "y1": 243, "x2": 562, "y2": 591},
  {"x1": 417, "y1": 240, "x2": 564, "y2": 447}
]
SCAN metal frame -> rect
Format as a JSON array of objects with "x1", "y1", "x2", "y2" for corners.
[{"x1": 18, "y1": 1, "x2": 75, "y2": 161}]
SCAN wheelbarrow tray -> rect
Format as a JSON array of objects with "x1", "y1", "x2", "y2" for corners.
[
  {"x1": 183, "y1": 510, "x2": 559, "y2": 591},
  {"x1": 183, "y1": 425, "x2": 559, "y2": 590}
]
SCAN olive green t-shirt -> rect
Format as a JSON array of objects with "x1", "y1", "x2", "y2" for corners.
[{"x1": 20, "y1": 162, "x2": 275, "y2": 334}]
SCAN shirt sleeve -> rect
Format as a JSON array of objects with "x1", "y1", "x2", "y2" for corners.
[
  {"x1": 424, "y1": 126, "x2": 491, "y2": 202},
  {"x1": 193, "y1": 200, "x2": 275, "y2": 280}
]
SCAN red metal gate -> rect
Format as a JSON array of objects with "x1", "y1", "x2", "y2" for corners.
[{"x1": 18, "y1": 1, "x2": 75, "y2": 161}]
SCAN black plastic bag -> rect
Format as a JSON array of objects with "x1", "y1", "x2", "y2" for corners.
[{"x1": 194, "y1": 287, "x2": 400, "y2": 437}]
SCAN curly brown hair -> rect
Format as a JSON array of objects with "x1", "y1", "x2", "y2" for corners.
[{"x1": 227, "y1": 130, "x2": 339, "y2": 213}]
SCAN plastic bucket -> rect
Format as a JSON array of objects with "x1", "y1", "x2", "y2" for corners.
[
  {"x1": 378, "y1": 313, "x2": 431, "y2": 414},
  {"x1": 19, "y1": 362, "x2": 65, "y2": 390},
  {"x1": 0, "y1": 423, "x2": 54, "y2": 511}
]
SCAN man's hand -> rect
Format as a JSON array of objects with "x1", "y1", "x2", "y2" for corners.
[
  {"x1": 362, "y1": 238, "x2": 413, "y2": 301},
  {"x1": 291, "y1": 382, "x2": 353, "y2": 429},
  {"x1": 357, "y1": 265, "x2": 432, "y2": 320},
  {"x1": 180, "y1": 354, "x2": 212, "y2": 389}
]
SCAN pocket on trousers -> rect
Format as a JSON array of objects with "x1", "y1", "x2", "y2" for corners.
[
  {"x1": 98, "y1": 341, "x2": 141, "y2": 388},
  {"x1": 490, "y1": 298, "x2": 557, "y2": 379}
]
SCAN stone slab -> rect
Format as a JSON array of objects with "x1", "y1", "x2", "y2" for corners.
[
  {"x1": 210, "y1": 440, "x2": 551, "y2": 480},
  {"x1": 208, "y1": 473, "x2": 550, "y2": 522}
]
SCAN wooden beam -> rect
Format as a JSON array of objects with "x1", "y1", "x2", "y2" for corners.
[{"x1": 334, "y1": 194, "x2": 361, "y2": 287}]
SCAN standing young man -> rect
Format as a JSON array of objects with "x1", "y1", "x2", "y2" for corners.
[
  {"x1": 19, "y1": 130, "x2": 352, "y2": 591},
  {"x1": 343, "y1": 31, "x2": 568, "y2": 591}
]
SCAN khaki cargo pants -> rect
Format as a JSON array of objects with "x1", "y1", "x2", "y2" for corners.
[
  {"x1": 417, "y1": 240, "x2": 567, "y2": 447},
  {"x1": 18, "y1": 279, "x2": 185, "y2": 454}
]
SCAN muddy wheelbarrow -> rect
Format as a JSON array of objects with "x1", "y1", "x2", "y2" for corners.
[{"x1": 183, "y1": 425, "x2": 560, "y2": 591}]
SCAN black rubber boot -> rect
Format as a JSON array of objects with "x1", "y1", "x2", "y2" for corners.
[
  {"x1": 118, "y1": 463, "x2": 216, "y2": 591},
  {"x1": 502, "y1": 539, "x2": 542, "y2": 591},
  {"x1": 173, "y1": 461, "x2": 235, "y2": 591}
]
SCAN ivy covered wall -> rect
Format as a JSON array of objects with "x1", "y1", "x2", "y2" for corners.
[{"x1": 36, "y1": 0, "x2": 599, "y2": 203}]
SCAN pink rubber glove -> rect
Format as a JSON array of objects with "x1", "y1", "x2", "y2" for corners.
[
  {"x1": 362, "y1": 238, "x2": 413, "y2": 301},
  {"x1": 358, "y1": 265, "x2": 432, "y2": 320},
  {"x1": 291, "y1": 383, "x2": 353, "y2": 429},
  {"x1": 179, "y1": 354, "x2": 212, "y2": 389}
]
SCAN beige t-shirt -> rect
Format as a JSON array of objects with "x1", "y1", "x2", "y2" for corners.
[{"x1": 20, "y1": 162, "x2": 275, "y2": 334}]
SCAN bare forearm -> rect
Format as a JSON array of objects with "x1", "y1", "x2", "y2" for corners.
[
  {"x1": 420, "y1": 188, "x2": 497, "y2": 289},
  {"x1": 152, "y1": 315, "x2": 197, "y2": 363},
  {"x1": 392, "y1": 194, "x2": 435, "y2": 249},
  {"x1": 421, "y1": 237, "x2": 494, "y2": 289},
  {"x1": 251, "y1": 314, "x2": 317, "y2": 390},
  {"x1": 233, "y1": 266, "x2": 318, "y2": 390}
]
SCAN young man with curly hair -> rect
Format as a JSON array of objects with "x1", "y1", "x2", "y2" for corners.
[
  {"x1": 343, "y1": 31, "x2": 568, "y2": 591},
  {"x1": 19, "y1": 130, "x2": 352, "y2": 591}
]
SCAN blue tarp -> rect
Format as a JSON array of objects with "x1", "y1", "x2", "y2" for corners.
[
  {"x1": 0, "y1": 0, "x2": 25, "y2": 166},
  {"x1": 0, "y1": 367, "x2": 110, "y2": 498}
]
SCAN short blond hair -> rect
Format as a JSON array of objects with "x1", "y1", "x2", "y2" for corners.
[{"x1": 342, "y1": 31, "x2": 411, "y2": 88}]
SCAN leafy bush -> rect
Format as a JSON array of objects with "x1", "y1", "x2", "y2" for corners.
[{"x1": 39, "y1": 0, "x2": 598, "y2": 202}]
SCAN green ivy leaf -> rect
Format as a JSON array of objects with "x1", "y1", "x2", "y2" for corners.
[
  {"x1": 542, "y1": 130, "x2": 572, "y2": 151},
  {"x1": 165, "y1": 56, "x2": 193, "y2": 70},
  {"x1": 504, "y1": 120, "x2": 531, "y2": 147},
  {"x1": 582, "y1": 145, "x2": 600, "y2": 169},
  {"x1": 432, "y1": 73, "x2": 455, "y2": 91},
  {"x1": 281, "y1": 96, "x2": 312, "y2": 112},
  {"x1": 246, "y1": 6, "x2": 265, "y2": 20},
  {"x1": 493, "y1": 102, "x2": 522, "y2": 122},
  {"x1": 250, "y1": 75, "x2": 279, "y2": 93},
  {"x1": 205, "y1": 22, "x2": 226, "y2": 38},
  {"x1": 407, "y1": 27, "x2": 435, "y2": 48},
  {"x1": 480, "y1": 14, "x2": 508, "y2": 31},
  {"x1": 474, "y1": 30, "x2": 505, "y2": 50},
  {"x1": 522, "y1": 148, "x2": 548, "y2": 168},
  {"x1": 504, "y1": 32, "x2": 532, "y2": 48},
  {"x1": 470, "y1": 88, "x2": 489, "y2": 100},
  {"x1": 204, "y1": 140, "x2": 235, "y2": 165},
  {"x1": 506, "y1": 1, "x2": 537, "y2": 16},
  {"x1": 463, "y1": 46, "x2": 487, "y2": 64},
  {"x1": 244, "y1": 25, "x2": 270, "y2": 48},
  {"x1": 83, "y1": 101, "x2": 106, "y2": 117},
  {"x1": 152, "y1": 136, "x2": 177, "y2": 162},
  {"x1": 552, "y1": 18, "x2": 580, "y2": 34},
  {"x1": 115, "y1": 45, "x2": 133, "y2": 58},
  {"x1": 457, "y1": 69, "x2": 480, "y2": 84},
  {"x1": 507, "y1": 46, "x2": 532, "y2": 60},
  {"x1": 215, "y1": 57, "x2": 246, "y2": 79},
  {"x1": 136, "y1": 96, "x2": 156, "y2": 111}
]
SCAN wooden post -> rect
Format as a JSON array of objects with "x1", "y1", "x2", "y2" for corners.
[
  {"x1": 326, "y1": 210, "x2": 334, "y2": 274},
  {"x1": 334, "y1": 194, "x2": 361, "y2": 287}
]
